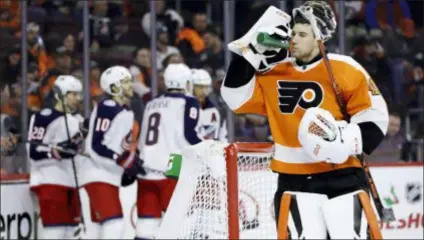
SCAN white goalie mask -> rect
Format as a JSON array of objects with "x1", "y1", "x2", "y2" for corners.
[
  {"x1": 100, "y1": 65, "x2": 132, "y2": 96},
  {"x1": 164, "y1": 63, "x2": 192, "y2": 92}
]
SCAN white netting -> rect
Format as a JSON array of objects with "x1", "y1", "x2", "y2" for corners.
[{"x1": 157, "y1": 140, "x2": 277, "y2": 239}]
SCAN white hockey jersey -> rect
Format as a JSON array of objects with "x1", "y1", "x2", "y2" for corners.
[
  {"x1": 139, "y1": 92, "x2": 203, "y2": 179},
  {"x1": 196, "y1": 97, "x2": 223, "y2": 141},
  {"x1": 83, "y1": 99, "x2": 134, "y2": 186},
  {"x1": 28, "y1": 108, "x2": 81, "y2": 188}
]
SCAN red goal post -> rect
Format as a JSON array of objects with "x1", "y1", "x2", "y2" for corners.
[{"x1": 225, "y1": 142, "x2": 274, "y2": 239}]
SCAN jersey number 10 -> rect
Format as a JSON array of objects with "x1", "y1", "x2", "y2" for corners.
[{"x1": 95, "y1": 118, "x2": 111, "y2": 132}]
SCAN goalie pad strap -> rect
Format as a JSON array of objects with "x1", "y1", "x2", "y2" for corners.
[{"x1": 277, "y1": 193, "x2": 291, "y2": 239}]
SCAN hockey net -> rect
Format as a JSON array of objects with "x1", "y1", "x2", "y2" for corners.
[{"x1": 157, "y1": 140, "x2": 277, "y2": 239}]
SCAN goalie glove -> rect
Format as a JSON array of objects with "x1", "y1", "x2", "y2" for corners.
[
  {"x1": 227, "y1": 6, "x2": 292, "y2": 74},
  {"x1": 298, "y1": 107, "x2": 362, "y2": 164}
]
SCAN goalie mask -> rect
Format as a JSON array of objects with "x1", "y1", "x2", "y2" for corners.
[{"x1": 292, "y1": 1, "x2": 337, "y2": 42}]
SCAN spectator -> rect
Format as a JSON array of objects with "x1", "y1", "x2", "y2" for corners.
[
  {"x1": 156, "y1": 24, "x2": 180, "y2": 69},
  {"x1": 141, "y1": 0, "x2": 184, "y2": 43},
  {"x1": 0, "y1": 45, "x2": 22, "y2": 89},
  {"x1": 13, "y1": 62, "x2": 43, "y2": 113},
  {"x1": 38, "y1": 46, "x2": 73, "y2": 108},
  {"x1": 26, "y1": 22, "x2": 48, "y2": 77},
  {"x1": 35, "y1": 0, "x2": 76, "y2": 16},
  {"x1": 47, "y1": 33, "x2": 80, "y2": 70},
  {"x1": 162, "y1": 52, "x2": 184, "y2": 69},
  {"x1": 199, "y1": 25, "x2": 225, "y2": 78},
  {"x1": 0, "y1": 85, "x2": 19, "y2": 160},
  {"x1": 88, "y1": 61, "x2": 104, "y2": 105},
  {"x1": 175, "y1": 11, "x2": 208, "y2": 67},
  {"x1": 351, "y1": 31, "x2": 393, "y2": 103},
  {"x1": 112, "y1": 17, "x2": 132, "y2": 46},
  {"x1": 88, "y1": 1, "x2": 124, "y2": 49},
  {"x1": 0, "y1": 0, "x2": 20, "y2": 30},
  {"x1": 363, "y1": 0, "x2": 415, "y2": 40},
  {"x1": 129, "y1": 47, "x2": 152, "y2": 91}
]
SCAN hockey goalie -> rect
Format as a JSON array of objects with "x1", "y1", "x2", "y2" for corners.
[{"x1": 220, "y1": 1, "x2": 389, "y2": 239}]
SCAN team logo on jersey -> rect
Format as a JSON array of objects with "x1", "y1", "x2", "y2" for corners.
[{"x1": 277, "y1": 81, "x2": 324, "y2": 114}]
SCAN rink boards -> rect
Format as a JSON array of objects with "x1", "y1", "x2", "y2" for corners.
[{"x1": 1, "y1": 163, "x2": 423, "y2": 239}]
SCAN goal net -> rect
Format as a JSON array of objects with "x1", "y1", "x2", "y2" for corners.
[{"x1": 157, "y1": 140, "x2": 277, "y2": 239}]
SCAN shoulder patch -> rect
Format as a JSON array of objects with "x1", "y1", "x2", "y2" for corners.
[
  {"x1": 103, "y1": 99, "x2": 117, "y2": 107},
  {"x1": 368, "y1": 78, "x2": 381, "y2": 96},
  {"x1": 40, "y1": 108, "x2": 52, "y2": 116}
]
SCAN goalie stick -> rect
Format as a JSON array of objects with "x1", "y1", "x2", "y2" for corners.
[{"x1": 306, "y1": 15, "x2": 396, "y2": 223}]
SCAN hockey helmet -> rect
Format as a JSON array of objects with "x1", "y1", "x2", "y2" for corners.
[
  {"x1": 100, "y1": 65, "x2": 132, "y2": 96},
  {"x1": 164, "y1": 63, "x2": 192, "y2": 90},
  {"x1": 53, "y1": 75, "x2": 83, "y2": 96},
  {"x1": 191, "y1": 69, "x2": 212, "y2": 86}
]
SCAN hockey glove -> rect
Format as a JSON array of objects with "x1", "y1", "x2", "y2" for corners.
[
  {"x1": 298, "y1": 107, "x2": 362, "y2": 164},
  {"x1": 121, "y1": 157, "x2": 146, "y2": 187},
  {"x1": 228, "y1": 6, "x2": 292, "y2": 74},
  {"x1": 80, "y1": 118, "x2": 90, "y2": 138},
  {"x1": 51, "y1": 140, "x2": 79, "y2": 160}
]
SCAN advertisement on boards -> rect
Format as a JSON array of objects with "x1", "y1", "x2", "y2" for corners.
[
  {"x1": 1, "y1": 164, "x2": 423, "y2": 239},
  {"x1": 0, "y1": 181, "x2": 40, "y2": 240}
]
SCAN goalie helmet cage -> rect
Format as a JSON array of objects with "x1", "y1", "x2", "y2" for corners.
[{"x1": 157, "y1": 141, "x2": 277, "y2": 239}]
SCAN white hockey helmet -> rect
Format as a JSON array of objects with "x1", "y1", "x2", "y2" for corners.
[
  {"x1": 100, "y1": 65, "x2": 132, "y2": 96},
  {"x1": 191, "y1": 69, "x2": 212, "y2": 86},
  {"x1": 164, "y1": 63, "x2": 192, "y2": 90},
  {"x1": 53, "y1": 75, "x2": 83, "y2": 96}
]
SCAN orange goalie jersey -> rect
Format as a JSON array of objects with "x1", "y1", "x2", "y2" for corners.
[{"x1": 222, "y1": 53, "x2": 388, "y2": 175}]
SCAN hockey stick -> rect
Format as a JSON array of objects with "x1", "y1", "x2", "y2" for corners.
[
  {"x1": 306, "y1": 16, "x2": 395, "y2": 222},
  {"x1": 27, "y1": 140, "x2": 80, "y2": 155},
  {"x1": 28, "y1": 140, "x2": 165, "y2": 176},
  {"x1": 55, "y1": 90, "x2": 86, "y2": 238}
]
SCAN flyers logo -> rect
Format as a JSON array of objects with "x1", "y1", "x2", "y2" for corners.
[{"x1": 277, "y1": 81, "x2": 324, "y2": 114}]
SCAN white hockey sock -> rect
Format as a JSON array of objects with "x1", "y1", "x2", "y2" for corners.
[
  {"x1": 101, "y1": 218, "x2": 124, "y2": 239},
  {"x1": 84, "y1": 223, "x2": 101, "y2": 239},
  {"x1": 64, "y1": 225, "x2": 77, "y2": 239},
  {"x1": 41, "y1": 226, "x2": 67, "y2": 239},
  {"x1": 135, "y1": 218, "x2": 160, "y2": 239}
]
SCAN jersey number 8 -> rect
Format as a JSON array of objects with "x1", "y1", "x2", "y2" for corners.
[{"x1": 145, "y1": 112, "x2": 161, "y2": 146}]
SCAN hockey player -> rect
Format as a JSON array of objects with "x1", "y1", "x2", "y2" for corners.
[
  {"x1": 83, "y1": 65, "x2": 145, "y2": 239},
  {"x1": 135, "y1": 63, "x2": 203, "y2": 239},
  {"x1": 222, "y1": 2, "x2": 388, "y2": 239},
  {"x1": 191, "y1": 68, "x2": 227, "y2": 141},
  {"x1": 28, "y1": 75, "x2": 84, "y2": 239}
]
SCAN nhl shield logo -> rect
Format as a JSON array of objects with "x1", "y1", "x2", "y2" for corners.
[{"x1": 405, "y1": 182, "x2": 422, "y2": 204}]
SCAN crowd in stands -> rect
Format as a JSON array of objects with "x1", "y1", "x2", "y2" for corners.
[{"x1": 1, "y1": 0, "x2": 423, "y2": 174}]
